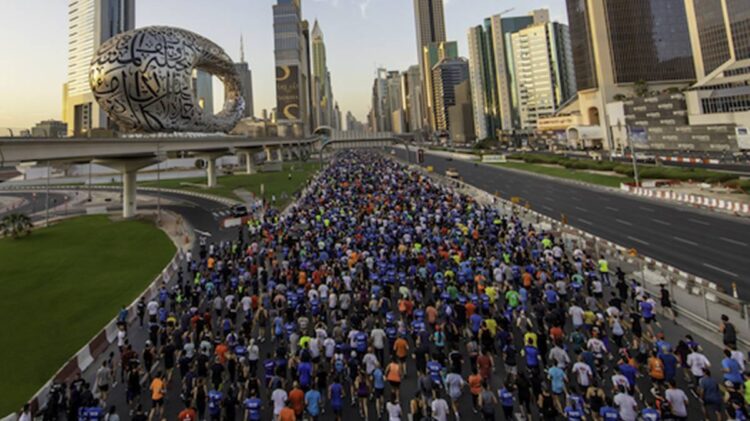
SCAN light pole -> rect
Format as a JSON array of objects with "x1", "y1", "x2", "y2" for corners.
[
  {"x1": 45, "y1": 160, "x2": 51, "y2": 227},
  {"x1": 87, "y1": 161, "x2": 92, "y2": 202},
  {"x1": 624, "y1": 122, "x2": 641, "y2": 186},
  {"x1": 156, "y1": 142, "x2": 162, "y2": 224}
]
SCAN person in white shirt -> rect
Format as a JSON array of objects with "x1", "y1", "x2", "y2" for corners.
[
  {"x1": 613, "y1": 387, "x2": 638, "y2": 421},
  {"x1": 271, "y1": 387, "x2": 288, "y2": 418},
  {"x1": 686, "y1": 348, "x2": 711, "y2": 381},
  {"x1": 430, "y1": 394, "x2": 450, "y2": 421},
  {"x1": 386, "y1": 394, "x2": 402, "y2": 421},
  {"x1": 572, "y1": 356, "x2": 593, "y2": 388},
  {"x1": 664, "y1": 381, "x2": 689, "y2": 419}
]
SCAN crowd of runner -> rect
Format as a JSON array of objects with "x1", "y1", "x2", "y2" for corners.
[{"x1": 43, "y1": 151, "x2": 748, "y2": 421}]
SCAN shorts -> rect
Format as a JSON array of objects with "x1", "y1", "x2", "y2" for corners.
[
  {"x1": 374, "y1": 388, "x2": 384, "y2": 398},
  {"x1": 389, "y1": 380, "x2": 401, "y2": 389},
  {"x1": 152, "y1": 398, "x2": 164, "y2": 407},
  {"x1": 704, "y1": 402, "x2": 724, "y2": 413},
  {"x1": 398, "y1": 355, "x2": 407, "y2": 363},
  {"x1": 644, "y1": 315, "x2": 655, "y2": 324},
  {"x1": 98, "y1": 384, "x2": 109, "y2": 393}
]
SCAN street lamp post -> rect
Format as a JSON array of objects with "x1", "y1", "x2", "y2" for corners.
[
  {"x1": 156, "y1": 142, "x2": 162, "y2": 224},
  {"x1": 45, "y1": 160, "x2": 51, "y2": 227},
  {"x1": 624, "y1": 123, "x2": 641, "y2": 187},
  {"x1": 87, "y1": 161, "x2": 92, "y2": 202}
]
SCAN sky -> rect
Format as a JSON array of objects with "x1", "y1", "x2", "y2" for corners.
[{"x1": 0, "y1": 0, "x2": 566, "y2": 131}]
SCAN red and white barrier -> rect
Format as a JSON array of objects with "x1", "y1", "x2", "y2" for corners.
[
  {"x1": 657, "y1": 156, "x2": 721, "y2": 165},
  {"x1": 621, "y1": 184, "x2": 750, "y2": 215}
]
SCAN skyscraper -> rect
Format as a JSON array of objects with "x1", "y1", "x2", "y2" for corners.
[
  {"x1": 273, "y1": 0, "x2": 312, "y2": 136},
  {"x1": 511, "y1": 22, "x2": 576, "y2": 129},
  {"x1": 684, "y1": 0, "x2": 750, "y2": 79},
  {"x1": 466, "y1": 10, "x2": 547, "y2": 140},
  {"x1": 565, "y1": 0, "x2": 695, "y2": 149},
  {"x1": 62, "y1": 0, "x2": 134, "y2": 136},
  {"x1": 422, "y1": 41, "x2": 459, "y2": 130},
  {"x1": 432, "y1": 57, "x2": 470, "y2": 133},
  {"x1": 413, "y1": 0, "x2": 447, "y2": 130},
  {"x1": 230, "y1": 35, "x2": 255, "y2": 119},
  {"x1": 192, "y1": 70, "x2": 214, "y2": 114},
  {"x1": 311, "y1": 20, "x2": 335, "y2": 129},
  {"x1": 404, "y1": 65, "x2": 424, "y2": 133}
]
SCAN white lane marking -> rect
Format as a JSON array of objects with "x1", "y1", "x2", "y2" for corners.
[
  {"x1": 570, "y1": 196, "x2": 582, "y2": 202},
  {"x1": 542, "y1": 205, "x2": 553, "y2": 212},
  {"x1": 652, "y1": 219, "x2": 671, "y2": 226},
  {"x1": 703, "y1": 263, "x2": 739, "y2": 278},
  {"x1": 639, "y1": 206, "x2": 655, "y2": 212},
  {"x1": 673, "y1": 236, "x2": 698, "y2": 246},
  {"x1": 615, "y1": 219, "x2": 633, "y2": 226},
  {"x1": 606, "y1": 206, "x2": 619, "y2": 212},
  {"x1": 574, "y1": 206, "x2": 589, "y2": 213},
  {"x1": 627, "y1": 236, "x2": 650, "y2": 246},
  {"x1": 721, "y1": 237, "x2": 749, "y2": 247},
  {"x1": 578, "y1": 218, "x2": 593, "y2": 225},
  {"x1": 194, "y1": 229, "x2": 213, "y2": 237},
  {"x1": 689, "y1": 218, "x2": 710, "y2": 226},
  {"x1": 543, "y1": 197, "x2": 554, "y2": 202},
  {"x1": 212, "y1": 212, "x2": 221, "y2": 218}
]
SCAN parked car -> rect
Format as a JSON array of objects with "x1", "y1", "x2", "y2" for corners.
[
  {"x1": 446, "y1": 168, "x2": 460, "y2": 179},
  {"x1": 231, "y1": 204, "x2": 248, "y2": 217}
]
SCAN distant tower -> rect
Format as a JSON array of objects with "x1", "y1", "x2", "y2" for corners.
[{"x1": 230, "y1": 34, "x2": 255, "y2": 118}]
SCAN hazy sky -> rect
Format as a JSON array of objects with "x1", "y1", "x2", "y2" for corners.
[{"x1": 0, "y1": 0, "x2": 566, "y2": 130}]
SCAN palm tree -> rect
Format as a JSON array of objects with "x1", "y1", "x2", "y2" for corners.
[{"x1": 0, "y1": 213, "x2": 33, "y2": 239}]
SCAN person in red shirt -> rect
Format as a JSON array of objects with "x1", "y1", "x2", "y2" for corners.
[
  {"x1": 288, "y1": 382, "x2": 305, "y2": 417},
  {"x1": 178, "y1": 405, "x2": 197, "y2": 421}
]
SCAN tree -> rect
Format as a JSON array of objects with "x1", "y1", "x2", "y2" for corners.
[
  {"x1": 0, "y1": 213, "x2": 33, "y2": 239},
  {"x1": 633, "y1": 80, "x2": 649, "y2": 98}
]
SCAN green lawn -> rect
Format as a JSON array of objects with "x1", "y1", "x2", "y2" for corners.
[
  {"x1": 139, "y1": 162, "x2": 319, "y2": 208},
  {"x1": 0, "y1": 216, "x2": 175, "y2": 415},
  {"x1": 496, "y1": 162, "x2": 633, "y2": 188}
]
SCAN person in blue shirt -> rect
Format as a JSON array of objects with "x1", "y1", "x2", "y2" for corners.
[
  {"x1": 78, "y1": 406, "x2": 104, "y2": 421},
  {"x1": 599, "y1": 401, "x2": 619, "y2": 421},
  {"x1": 427, "y1": 359, "x2": 443, "y2": 387},
  {"x1": 371, "y1": 366, "x2": 386, "y2": 418},
  {"x1": 722, "y1": 349, "x2": 743, "y2": 386},
  {"x1": 207, "y1": 389, "x2": 223, "y2": 421},
  {"x1": 498, "y1": 383, "x2": 515, "y2": 420},
  {"x1": 305, "y1": 388, "x2": 322, "y2": 421},
  {"x1": 564, "y1": 398, "x2": 584, "y2": 421},
  {"x1": 243, "y1": 394, "x2": 262, "y2": 421},
  {"x1": 548, "y1": 365, "x2": 566, "y2": 396},
  {"x1": 298, "y1": 360, "x2": 313, "y2": 389},
  {"x1": 657, "y1": 348, "x2": 678, "y2": 382},
  {"x1": 328, "y1": 378, "x2": 345, "y2": 421}
]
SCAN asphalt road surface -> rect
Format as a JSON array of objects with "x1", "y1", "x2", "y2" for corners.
[{"x1": 395, "y1": 148, "x2": 750, "y2": 298}]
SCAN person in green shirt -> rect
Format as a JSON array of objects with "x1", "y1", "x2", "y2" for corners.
[{"x1": 505, "y1": 289, "x2": 520, "y2": 309}]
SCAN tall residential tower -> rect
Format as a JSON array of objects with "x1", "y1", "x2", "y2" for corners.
[
  {"x1": 62, "y1": 0, "x2": 135, "y2": 136},
  {"x1": 413, "y1": 0, "x2": 447, "y2": 130}
]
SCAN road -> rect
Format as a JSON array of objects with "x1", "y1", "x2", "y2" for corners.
[{"x1": 397, "y1": 148, "x2": 750, "y2": 298}]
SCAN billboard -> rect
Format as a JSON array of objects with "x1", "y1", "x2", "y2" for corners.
[
  {"x1": 276, "y1": 65, "x2": 300, "y2": 121},
  {"x1": 627, "y1": 126, "x2": 648, "y2": 146}
]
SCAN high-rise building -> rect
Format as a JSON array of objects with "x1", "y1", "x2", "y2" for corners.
[
  {"x1": 565, "y1": 0, "x2": 695, "y2": 149},
  {"x1": 311, "y1": 20, "x2": 335, "y2": 129},
  {"x1": 511, "y1": 22, "x2": 576, "y2": 129},
  {"x1": 413, "y1": 0, "x2": 447, "y2": 130},
  {"x1": 403, "y1": 65, "x2": 424, "y2": 133},
  {"x1": 684, "y1": 0, "x2": 750, "y2": 78},
  {"x1": 192, "y1": 69, "x2": 214, "y2": 115},
  {"x1": 371, "y1": 68, "x2": 390, "y2": 132},
  {"x1": 345, "y1": 111, "x2": 364, "y2": 132},
  {"x1": 273, "y1": 0, "x2": 312, "y2": 136},
  {"x1": 422, "y1": 41, "x2": 459, "y2": 130},
  {"x1": 682, "y1": 0, "x2": 750, "y2": 130},
  {"x1": 230, "y1": 35, "x2": 255, "y2": 119},
  {"x1": 432, "y1": 57, "x2": 470, "y2": 133},
  {"x1": 448, "y1": 80, "x2": 475, "y2": 144},
  {"x1": 62, "y1": 0, "x2": 134, "y2": 136},
  {"x1": 466, "y1": 10, "x2": 547, "y2": 140}
]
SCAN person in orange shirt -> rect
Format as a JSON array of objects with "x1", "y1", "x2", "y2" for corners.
[
  {"x1": 467, "y1": 368, "x2": 483, "y2": 412},
  {"x1": 278, "y1": 404, "x2": 296, "y2": 421},
  {"x1": 288, "y1": 382, "x2": 305, "y2": 418},
  {"x1": 385, "y1": 358, "x2": 402, "y2": 392},
  {"x1": 393, "y1": 336, "x2": 410, "y2": 376},
  {"x1": 178, "y1": 405, "x2": 197, "y2": 421},
  {"x1": 149, "y1": 371, "x2": 166, "y2": 420},
  {"x1": 648, "y1": 350, "x2": 665, "y2": 384},
  {"x1": 215, "y1": 342, "x2": 229, "y2": 364}
]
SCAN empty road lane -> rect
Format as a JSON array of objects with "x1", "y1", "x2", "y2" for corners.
[{"x1": 396, "y1": 148, "x2": 750, "y2": 297}]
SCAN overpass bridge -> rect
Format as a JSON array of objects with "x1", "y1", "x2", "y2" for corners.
[{"x1": 0, "y1": 131, "x2": 413, "y2": 217}]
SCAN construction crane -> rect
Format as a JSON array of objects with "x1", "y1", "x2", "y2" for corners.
[{"x1": 497, "y1": 7, "x2": 515, "y2": 16}]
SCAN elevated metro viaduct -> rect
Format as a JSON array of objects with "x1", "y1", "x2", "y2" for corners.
[{"x1": 0, "y1": 131, "x2": 414, "y2": 218}]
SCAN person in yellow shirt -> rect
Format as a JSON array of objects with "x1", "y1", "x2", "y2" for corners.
[
  {"x1": 523, "y1": 331, "x2": 538, "y2": 348},
  {"x1": 484, "y1": 317, "x2": 498, "y2": 336}
]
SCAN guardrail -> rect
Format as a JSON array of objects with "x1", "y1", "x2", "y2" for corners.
[{"x1": 407, "y1": 158, "x2": 750, "y2": 350}]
